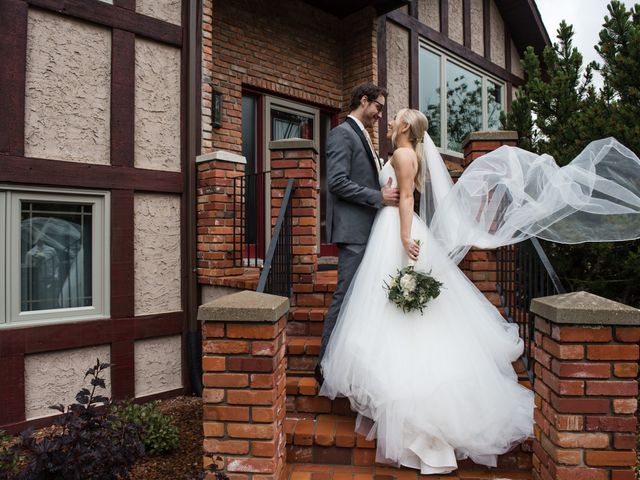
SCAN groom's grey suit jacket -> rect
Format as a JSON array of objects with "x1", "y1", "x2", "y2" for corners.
[{"x1": 326, "y1": 117, "x2": 384, "y2": 245}]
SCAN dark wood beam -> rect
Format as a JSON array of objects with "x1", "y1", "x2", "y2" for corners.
[
  {"x1": 504, "y1": 28, "x2": 512, "y2": 73},
  {"x1": 409, "y1": 0, "x2": 418, "y2": 18},
  {"x1": 483, "y1": 0, "x2": 491, "y2": 60},
  {"x1": 27, "y1": 0, "x2": 182, "y2": 46},
  {"x1": 0, "y1": 0, "x2": 27, "y2": 156},
  {"x1": 386, "y1": 10, "x2": 524, "y2": 86},
  {"x1": 439, "y1": 0, "x2": 448, "y2": 37},
  {"x1": 410, "y1": 30, "x2": 419, "y2": 109},
  {"x1": 377, "y1": 16, "x2": 390, "y2": 157},
  {"x1": 0, "y1": 155, "x2": 184, "y2": 193},
  {"x1": 111, "y1": 30, "x2": 135, "y2": 167},
  {"x1": 463, "y1": 0, "x2": 471, "y2": 49}
]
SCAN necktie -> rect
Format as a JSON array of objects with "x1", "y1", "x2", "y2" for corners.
[{"x1": 363, "y1": 129, "x2": 383, "y2": 171}]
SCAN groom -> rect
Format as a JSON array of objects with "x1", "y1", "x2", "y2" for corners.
[{"x1": 316, "y1": 83, "x2": 399, "y2": 383}]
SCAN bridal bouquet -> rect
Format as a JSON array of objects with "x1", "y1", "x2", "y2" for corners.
[{"x1": 383, "y1": 241, "x2": 443, "y2": 314}]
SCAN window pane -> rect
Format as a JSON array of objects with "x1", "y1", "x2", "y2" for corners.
[
  {"x1": 419, "y1": 48, "x2": 441, "y2": 147},
  {"x1": 446, "y1": 61, "x2": 482, "y2": 152},
  {"x1": 20, "y1": 202, "x2": 92, "y2": 312},
  {"x1": 487, "y1": 81, "x2": 503, "y2": 130},
  {"x1": 271, "y1": 109, "x2": 314, "y2": 141}
]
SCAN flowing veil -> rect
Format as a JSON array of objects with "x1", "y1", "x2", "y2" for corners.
[{"x1": 419, "y1": 134, "x2": 640, "y2": 265}]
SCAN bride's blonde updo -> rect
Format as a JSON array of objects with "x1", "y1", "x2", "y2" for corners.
[{"x1": 392, "y1": 108, "x2": 429, "y2": 192}]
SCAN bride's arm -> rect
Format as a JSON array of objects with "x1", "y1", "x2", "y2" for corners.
[{"x1": 392, "y1": 149, "x2": 420, "y2": 261}]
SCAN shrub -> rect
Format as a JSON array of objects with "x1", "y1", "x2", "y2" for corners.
[
  {"x1": 2, "y1": 359, "x2": 144, "y2": 480},
  {"x1": 113, "y1": 401, "x2": 179, "y2": 455}
]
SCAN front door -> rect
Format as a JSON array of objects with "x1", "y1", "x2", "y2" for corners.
[{"x1": 242, "y1": 92, "x2": 337, "y2": 262}]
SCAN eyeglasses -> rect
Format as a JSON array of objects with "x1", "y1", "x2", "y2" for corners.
[{"x1": 368, "y1": 98, "x2": 385, "y2": 113}]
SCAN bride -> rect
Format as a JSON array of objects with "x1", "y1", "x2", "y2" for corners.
[{"x1": 319, "y1": 108, "x2": 640, "y2": 474}]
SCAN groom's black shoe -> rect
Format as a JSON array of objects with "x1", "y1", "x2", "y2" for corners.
[{"x1": 314, "y1": 364, "x2": 324, "y2": 386}]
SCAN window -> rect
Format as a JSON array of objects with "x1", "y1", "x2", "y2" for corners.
[
  {"x1": 1, "y1": 187, "x2": 110, "y2": 327},
  {"x1": 419, "y1": 43, "x2": 505, "y2": 155}
]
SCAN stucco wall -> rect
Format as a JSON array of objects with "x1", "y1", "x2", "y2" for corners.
[
  {"x1": 418, "y1": 0, "x2": 440, "y2": 31},
  {"x1": 134, "y1": 193, "x2": 182, "y2": 315},
  {"x1": 511, "y1": 39, "x2": 524, "y2": 78},
  {"x1": 25, "y1": 345, "x2": 111, "y2": 420},
  {"x1": 448, "y1": 0, "x2": 464, "y2": 45},
  {"x1": 489, "y1": 0, "x2": 505, "y2": 68},
  {"x1": 24, "y1": 9, "x2": 111, "y2": 165},
  {"x1": 470, "y1": 0, "x2": 484, "y2": 56},
  {"x1": 386, "y1": 22, "x2": 410, "y2": 122},
  {"x1": 136, "y1": 0, "x2": 181, "y2": 25},
  {"x1": 134, "y1": 335, "x2": 182, "y2": 397},
  {"x1": 134, "y1": 38, "x2": 181, "y2": 172}
]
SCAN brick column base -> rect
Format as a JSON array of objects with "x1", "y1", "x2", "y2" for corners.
[
  {"x1": 199, "y1": 290, "x2": 289, "y2": 479},
  {"x1": 531, "y1": 291, "x2": 639, "y2": 480}
]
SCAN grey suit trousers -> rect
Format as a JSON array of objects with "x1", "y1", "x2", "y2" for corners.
[{"x1": 318, "y1": 242, "x2": 367, "y2": 362}]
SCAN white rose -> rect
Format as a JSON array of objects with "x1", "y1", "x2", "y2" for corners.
[{"x1": 400, "y1": 274, "x2": 417, "y2": 293}]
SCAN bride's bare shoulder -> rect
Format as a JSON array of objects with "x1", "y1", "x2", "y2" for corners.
[{"x1": 390, "y1": 147, "x2": 418, "y2": 169}]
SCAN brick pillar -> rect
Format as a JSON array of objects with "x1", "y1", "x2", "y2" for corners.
[
  {"x1": 199, "y1": 290, "x2": 289, "y2": 479},
  {"x1": 196, "y1": 151, "x2": 246, "y2": 284},
  {"x1": 530, "y1": 291, "x2": 639, "y2": 480},
  {"x1": 268, "y1": 139, "x2": 321, "y2": 308},
  {"x1": 460, "y1": 130, "x2": 519, "y2": 307}
]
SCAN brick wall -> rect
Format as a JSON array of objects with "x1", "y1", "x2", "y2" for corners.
[
  {"x1": 531, "y1": 291, "x2": 639, "y2": 480},
  {"x1": 202, "y1": 0, "x2": 345, "y2": 154},
  {"x1": 202, "y1": 1, "x2": 382, "y2": 152}
]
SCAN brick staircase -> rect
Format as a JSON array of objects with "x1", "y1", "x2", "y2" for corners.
[{"x1": 283, "y1": 269, "x2": 534, "y2": 477}]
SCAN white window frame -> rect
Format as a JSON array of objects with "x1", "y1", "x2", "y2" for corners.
[
  {"x1": 419, "y1": 41, "x2": 506, "y2": 158},
  {"x1": 1, "y1": 186, "x2": 110, "y2": 328}
]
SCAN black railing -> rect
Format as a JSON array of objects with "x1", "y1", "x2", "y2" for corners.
[
  {"x1": 497, "y1": 238, "x2": 565, "y2": 380},
  {"x1": 256, "y1": 178, "x2": 294, "y2": 298},
  {"x1": 232, "y1": 171, "x2": 270, "y2": 268}
]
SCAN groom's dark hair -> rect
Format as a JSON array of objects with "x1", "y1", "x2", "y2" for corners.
[{"x1": 349, "y1": 83, "x2": 388, "y2": 111}]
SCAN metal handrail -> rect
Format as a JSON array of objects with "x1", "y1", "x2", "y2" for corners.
[
  {"x1": 256, "y1": 178, "x2": 294, "y2": 298},
  {"x1": 496, "y1": 237, "x2": 565, "y2": 381}
]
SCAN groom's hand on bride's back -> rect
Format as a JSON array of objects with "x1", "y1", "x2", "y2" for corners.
[{"x1": 382, "y1": 177, "x2": 400, "y2": 206}]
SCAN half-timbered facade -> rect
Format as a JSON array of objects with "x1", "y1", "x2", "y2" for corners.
[{"x1": 0, "y1": 0, "x2": 199, "y2": 431}]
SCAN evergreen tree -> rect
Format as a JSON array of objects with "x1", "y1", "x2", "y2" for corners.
[{"x1": 502, "y1": 2, "x2": 640, "y2": 307}]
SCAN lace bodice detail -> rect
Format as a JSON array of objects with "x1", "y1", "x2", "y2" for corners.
[{"x1": 378, "y1": 161, "x2": 398, "y2": 189}]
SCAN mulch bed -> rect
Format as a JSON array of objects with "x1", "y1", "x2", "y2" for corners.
[{"x1": 128, "y1": 395, "x2": 204, "y2": 480}]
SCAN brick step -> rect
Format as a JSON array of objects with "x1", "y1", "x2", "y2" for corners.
[
  {"x1": 288, "y1": 308, "x2": 327, "y2": 337},
  {"x1": 284, "y1": 335, "x2": 531, "y2": 388},
  {"x1": 285, "y1": 414, "x2": 533, "y2": 471},
  {"x1": 285, "y1": 463, "x2": 533, "y2": 480},
  {"x1": 286, "y1": 378, "x2": 355, "y2": 417},
  {"x1": 287, "y1": 336, "x2": 321, "y2": 374}
]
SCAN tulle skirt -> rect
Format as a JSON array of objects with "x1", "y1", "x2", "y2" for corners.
[{"x1": 319, "y1": 206, "x2": 534, "y2": 474}]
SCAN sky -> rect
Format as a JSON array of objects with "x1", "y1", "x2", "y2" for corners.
[{"x1": 535, "y1": 0, "x2": 637, "y2": 88}]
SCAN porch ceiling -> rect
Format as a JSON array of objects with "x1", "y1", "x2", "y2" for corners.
[
  {"x1": 495, "y1": 0, "x2": 551, "y2": 57},
  {"x1": 304, "y1": 0, "x2": 410, "y2": 18}
]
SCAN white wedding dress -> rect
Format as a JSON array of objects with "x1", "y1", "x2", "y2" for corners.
[
  {"x1": 319, "y1": 135, "x2": 640, "y2": 474},
  {"x1": 319, "y1": 160, "x2": 534, "y2": 474}
]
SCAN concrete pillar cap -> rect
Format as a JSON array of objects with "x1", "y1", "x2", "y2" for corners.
[
  {"x1": 198, "y1": 290, "x2": 289, "y2": 323},
  {"x1": 531, "y1": 291, "x2": 640, "y2": 326},
  {"x1": 269, "y1": 138, "x2": 318, "y2": 153},
  {"x1": 461, "y1": 130, "x2": 518, "y2": 150}
]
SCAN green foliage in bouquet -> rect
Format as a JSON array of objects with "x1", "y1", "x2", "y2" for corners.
[{"x1": 384, "y1": 265, "x2": 443, "y2": 314}]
